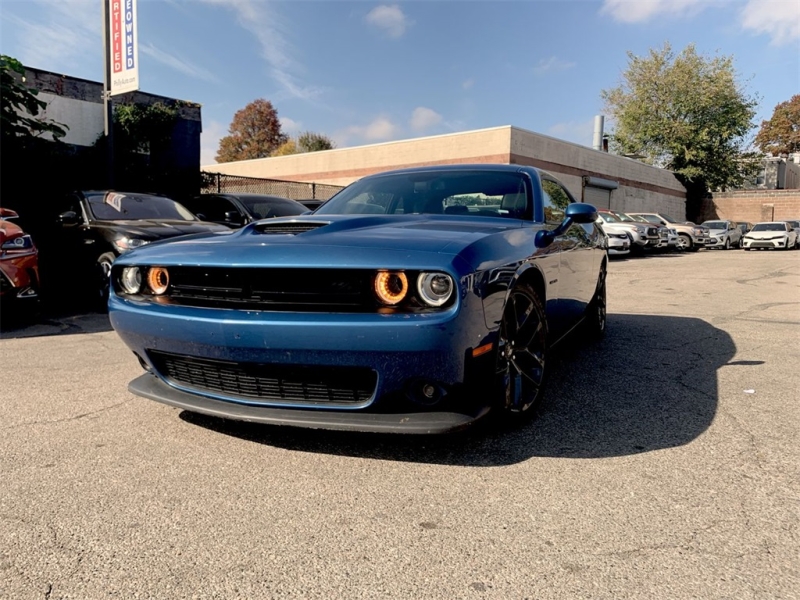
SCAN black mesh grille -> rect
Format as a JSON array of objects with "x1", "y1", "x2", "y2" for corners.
[
  {"x1": 148, "y1": 350, "x2": 377, "y2": 405},
  {"x1": 165, "y1": 267, "x2": 372, "y2": 311}
]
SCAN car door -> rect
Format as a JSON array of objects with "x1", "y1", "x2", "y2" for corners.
[{"x1": 541, "y1": 177, "x2": 594, "y2": 332}]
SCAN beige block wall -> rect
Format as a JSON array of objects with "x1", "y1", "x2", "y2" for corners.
[
  {"x1": 509, "y1": 127, "x2": 687, "y2": 218},
  {"x1": 205, "y1": 124, "x2": 687, "y2": 217},
  {"x1": 204, "y1": 127, "x2": 513, "y2": 187}
]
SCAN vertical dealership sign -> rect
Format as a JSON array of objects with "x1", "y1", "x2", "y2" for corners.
[{"x1": 108, "y1": 0, "x2": 139, "y2": 96}]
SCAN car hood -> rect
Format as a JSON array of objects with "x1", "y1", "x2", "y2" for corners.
[
  {"x1": 745, "y1": 230, "x2": 789, "y2": 239},
  {"x1": 92, "y1": 219, "x2": 229, "y2": 239},
  {"x1": 0, "y1": 219, "x2": 24, "y2": 243},
  {"x1": 115, "y1": 214, "x2": 529, "y2": 271}
]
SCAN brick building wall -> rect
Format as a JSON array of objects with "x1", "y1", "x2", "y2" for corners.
[{"x1": 700, "y1": 190, "x2": 800, "y2": 223}]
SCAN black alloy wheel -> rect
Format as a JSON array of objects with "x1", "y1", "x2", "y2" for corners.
[
  {"x1": 495, "y1": 284, "x2": 548, "y2": 420},
  {"x1": 95, "y1": 251, "x2": 116, "y2": 308},
  {"x1": 586, "y1": 267, "x2": 607, "y2": 339}
]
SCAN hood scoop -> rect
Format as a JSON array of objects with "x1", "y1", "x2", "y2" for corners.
[{"x1": 253, "y1": 221, "x2": 331, "y2": 235}]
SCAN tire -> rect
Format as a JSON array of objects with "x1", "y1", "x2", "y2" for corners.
[
  {"x1": 723, "y1": 237, "x2": 730, "y2": 250},
  {"x1": 494, "y1": 284, "x2": 548, "y2": 423},
  {"x1": 585, "y1": 266, "x2": 607, "y2": 340},
  {"x1": 95, "y1": 251, "x2": 116, "y2": 309},
  {"x1": 677, "y1": 234, "x2": 692, "y2": 251}
]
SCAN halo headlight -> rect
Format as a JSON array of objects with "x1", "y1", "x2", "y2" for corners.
[
  {"x1": 417, "y1": 272, "x2": 454, "y2": 307},
  {"x1": 120, "y1": 267, "x2": 142, "y2": 294},
  {"x1": 147, "y1": 267, "x2": 170, "y2": 295},
  {"x1": 374, "y1": 271, "x2": 408, "y2": 305}
]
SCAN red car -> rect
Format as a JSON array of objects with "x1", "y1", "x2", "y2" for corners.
[{"x1": 0, "y1": 208, "x2": 40, "y2": 305}]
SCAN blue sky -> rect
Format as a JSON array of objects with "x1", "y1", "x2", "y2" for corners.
[{"x1": 1, "y1": 0, "x2": 798, "y2": 165}]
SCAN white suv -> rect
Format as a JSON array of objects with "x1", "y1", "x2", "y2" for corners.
[
  {"x1": 701, "y1": 220, "x2": 743, "y2": 250},
  {"x1": 628, "y1": 213, "x2": 710, "y2": 251}
]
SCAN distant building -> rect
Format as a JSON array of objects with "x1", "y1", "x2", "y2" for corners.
[
  {"x1": 205, "y1": 126, "x2": 688, "y2": 218},
  {"x1": 747, "y1": 156, "x2": 800, "y2": 190},
  {"x1": 23, "y1": 66, "x2": 201, "y2": 174}
]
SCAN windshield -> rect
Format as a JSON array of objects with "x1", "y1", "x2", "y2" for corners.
[
  {"x1": 786, "y1": 221, "x2": 800, "y2": 228},
  {"x1": 751, "y1": 223, "x2": 787, "y2": 232},
  {"x1": 239, "y1": 197, "x2": 306, "y2": 219},
  {"x1": 616, "y1": 213, "x2": 638, "y2": 222},
  {"x1": 598, "y1": 212, "x2": 620, "y2": 223},
  {"x1": 88, "y1": 192, "x2": 196, "y2": 221},
  {"x1": 316, "y1": 170, "x2": 531, "y2": 220},
  {"x1": 702, "y1": 221, "x2": 726, "y2": 229}
]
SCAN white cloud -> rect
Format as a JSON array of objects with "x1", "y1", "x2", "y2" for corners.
[
  {"x1": 201, "y1": 119, "x2": 227, "y2": 166},
  {"x1": 410, "y1": 107, "x2": 443, "y2": 132},
  {"x1": 280, "y1": 116, "x2": 302, "y2": 133},
  {"x1": 335, "y1": 116, "x2": 401, "y2": 146},
  {"x1": 740, "y1": 0, "x2": 800, "y2": 45},
  {"x1": 462, "y1": 78, "x2": 475, "y2": 90},
  {"x1": 140, "y1": 43, "x2": 219, "y2": 83},
  {"x1": 363, "y1": 116, "x2": 400, "y2": 140},
  {"x1": 533, "y1": 56, "x2": 577, "y2": 75},
  {"x1": 365, "y1": 5, "x2": 411, "y2": 38},
  {"x1": 200, "y1": 0, "x2": 322, "y2": 101},
  {"x1": 547, "y1": 119, "x2": 597, "y2": 147},
  {"x1": 600, "y1": 0, "x2": 719, "y2": 23},
  {"x1": 4, "y1": 0, "x2": 99, "y2": 72}
]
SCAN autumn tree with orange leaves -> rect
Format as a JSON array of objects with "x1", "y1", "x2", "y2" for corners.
[{"x1": 216, "y1": 99, "x2": 288, "y2": 163}]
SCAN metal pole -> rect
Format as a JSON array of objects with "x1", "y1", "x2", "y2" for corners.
[{"x1": 102, "y1": 0, "x2": 114, "y2": 188}]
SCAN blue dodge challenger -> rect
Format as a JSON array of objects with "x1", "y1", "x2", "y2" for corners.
[{"x1": 109, "y1": 165, "x2": 607, "y2": 433}]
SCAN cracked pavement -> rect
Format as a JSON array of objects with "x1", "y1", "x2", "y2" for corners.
[{"x1": 0, "y1": 250, "x2": 798, "y2": 599}]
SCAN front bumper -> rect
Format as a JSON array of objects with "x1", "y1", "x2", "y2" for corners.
[
  {"x1": 743, "y1": 238, "x2": 790, "y2": 249},
  {"x1": 109, "y1": 289, "x2": 495, "y2": 425},
  {"x1": 0, "y1": 254, "x2": 39, "y2": 300},
  {"x1": 130, "y1": 373, "x2": 489, "y2": 434}
]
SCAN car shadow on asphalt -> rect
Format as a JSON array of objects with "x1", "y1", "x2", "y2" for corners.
[
  {"x1": 179, "y1": 313, "x2": 735, "y2": 466},
  {"x1": 0, "y1": 301, "x2": 112, "y2": 339}
]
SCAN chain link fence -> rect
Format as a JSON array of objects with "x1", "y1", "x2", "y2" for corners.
[{"x1": 202, "y1": 173, "x2": 344, "y2": 201}]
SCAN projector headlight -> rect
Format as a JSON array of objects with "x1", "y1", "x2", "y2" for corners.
[
  {"x1": 417, "y1": 272, "x2": 454, "y2": 307},
  {"x1": 120, "y1": 267, "x2": 142, "y2": 294},
  {"x1": 374, "y1": 271, "x2": 408, "y2": 305}
]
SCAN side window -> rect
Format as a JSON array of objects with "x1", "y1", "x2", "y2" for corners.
[{"x1": 541, "y1": 179, "x2": 571, "y2": 226}]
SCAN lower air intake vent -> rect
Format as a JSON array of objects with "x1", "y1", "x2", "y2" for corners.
[{"x1": 148, "y1": 350, "x2": 376, "y2": 406}]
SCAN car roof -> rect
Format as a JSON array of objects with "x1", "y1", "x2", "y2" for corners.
[{"x1": 363, "y1": 163, "x2": 536, "y2": 179}]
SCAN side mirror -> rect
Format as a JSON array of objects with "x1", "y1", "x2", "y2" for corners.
[
  {"x1": 565, "y1": 203, "x2": 598, "y2": 224},
  {"x1": 57, "y1": 211, "x2": 80, "y2": 226},
  {"x1": 224, "y1": 210, "x2": 244, "y2": 224},
  {"x1": 535, "y1": 203, "x2": 598, "y2": 248}
]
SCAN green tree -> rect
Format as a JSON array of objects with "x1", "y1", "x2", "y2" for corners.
[
  {"x1": 270, "y1": 131, "x2": 335, "y2": 157},
  {"x1": 216, "y1": 99, "x2": 287, "y2": 162},
  {"x1": 1, "y1": 55, "x2": 67, "y2": 143},
  {"x1": 601, "y1": 43, "x2": 759, "y2": 192},
  {"x1": 297, "y1": 131, "x2": 335, "y2": 152},
  {"x1": 755, "y1": 94, "x2": 800, "y2": 156},
  {"x1": 271, "y1": 138, "x2": 298, "y2": 156}
]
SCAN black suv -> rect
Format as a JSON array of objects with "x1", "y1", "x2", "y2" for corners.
[{"x1": 37, "y1": 190, "x2": 228, "y2": 304}]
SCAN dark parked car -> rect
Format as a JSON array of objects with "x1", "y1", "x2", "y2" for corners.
[
  {"x1": 109, "y1": 165, "x2": 606, "y2": 434},
  {"x1": 182, "y1": 193, "x2": 308, "y2": 228},
  {"x1": 38, "y1": 191, "x2": 228, "y2": 302},
  {"x1": 297, "y1": 199, "x2": 326, "y2": 211}
]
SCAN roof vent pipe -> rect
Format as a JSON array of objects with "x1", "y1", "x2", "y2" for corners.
[{"x1": 592, "y1": 115, "x2": 604, "y2": 151}]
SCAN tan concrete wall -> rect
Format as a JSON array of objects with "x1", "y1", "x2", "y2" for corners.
[
  {"x1": 205, "y1": 127, "x2": 513, "y2": 187},
  {"x1": 205, "y1": 124, "x2": 687, "y2": 217},
  {"x1": 700, "y1": 190, "x2": 800, "y2": 223},
  {"x1": 509, "y1": 127, "x2": 687, "y2": 218}
]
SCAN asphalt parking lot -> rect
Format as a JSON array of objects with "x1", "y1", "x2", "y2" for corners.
[{"x1": 1, "y1": 249, "x2": 798, "y2": 599}]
